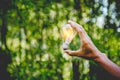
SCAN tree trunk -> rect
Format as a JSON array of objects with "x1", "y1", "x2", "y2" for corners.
[
  {"x1": 72, "y1": 60, "x2": 80, "y2": 80},
  {"x1": 0, "y1": 9, "x2": 13, "y2": 80}
]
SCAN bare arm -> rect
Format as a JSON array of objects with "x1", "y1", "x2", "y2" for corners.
[
  {"x1": 65, "y1": 20, "x2": 120, "y2": 79},
  {"x1": 95, "y1": 53, "x2": 120, "y2": 78}
]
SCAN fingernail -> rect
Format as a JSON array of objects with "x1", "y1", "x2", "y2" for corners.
[
  {"x1": 64, "y1": 50, "x2": 68, "y2": 53},
  {"x1": 68, "y1": 20, "x2": 72, "y2": 23}
]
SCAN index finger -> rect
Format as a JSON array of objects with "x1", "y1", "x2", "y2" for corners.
[{"x1": 68, "y1": 20, "x2": 87, "y2": 41}]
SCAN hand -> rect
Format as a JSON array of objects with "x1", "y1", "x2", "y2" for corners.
[
  {"x1": 65, "y1": 21, "x2": 120, "y2": 78},
  {"x1": 65, "y1": 20, "x2": 102, "y2": 61}
]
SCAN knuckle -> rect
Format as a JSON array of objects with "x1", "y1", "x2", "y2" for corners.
[
  {"x1": 83, "y1": 41, "x2": 90, "y2": 46},
  {"x1": 78, "y1": 28, "x2": 83, "y2": 34},
  {"x1": 78, "y1": 28, "x2": 85, "y2": 35}
]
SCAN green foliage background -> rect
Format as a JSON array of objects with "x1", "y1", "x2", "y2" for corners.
[{"x1": 0, "y1": 0, "x2": 120, "y2": 80}]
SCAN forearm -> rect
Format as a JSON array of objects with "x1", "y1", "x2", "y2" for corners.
[
  {"x1": 66, "y1": 20, "x2": 120, "y2": 78},
  {"x1": 95, "y1": 53, "x2": 120, "y2": 78}
]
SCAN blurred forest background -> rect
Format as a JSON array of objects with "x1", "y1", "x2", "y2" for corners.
[{"x1": 0, "y1": 0, "x2": 120, "y2": 80}]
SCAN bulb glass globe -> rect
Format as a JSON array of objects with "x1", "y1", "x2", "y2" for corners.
[{"x1": 62, "y1": 24, "x2": 76, "y2": 50}]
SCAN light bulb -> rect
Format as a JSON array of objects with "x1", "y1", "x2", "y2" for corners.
[{"x1": 61, "y1": 24, "x2": 76, "y2": 50}]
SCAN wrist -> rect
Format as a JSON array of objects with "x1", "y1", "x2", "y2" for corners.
[{"x1": 94, "y1": 52, "x2": 107, "y2": 63}]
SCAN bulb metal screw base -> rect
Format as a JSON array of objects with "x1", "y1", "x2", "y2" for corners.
[{"x1": 62, "y1": 41, "x2": 70, "y2": 50}]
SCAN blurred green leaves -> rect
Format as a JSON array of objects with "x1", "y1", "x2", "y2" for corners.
[{"x1": 0, "y1": 0, "x2": 120, "y2": 80}]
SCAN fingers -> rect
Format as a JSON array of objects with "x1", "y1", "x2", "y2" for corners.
[
  {"x1": 64, "y1": 49, "x2": 82, "y2": 56},
  {"x1": 68, "y1": 20, "x2": 88, "y2": 41}
]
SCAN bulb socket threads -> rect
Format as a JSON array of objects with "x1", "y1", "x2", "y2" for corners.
[{"x1": 62, "y1": 41, "x2": 69, "y2": 50}]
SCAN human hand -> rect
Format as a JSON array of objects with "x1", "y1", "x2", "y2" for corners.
[
  {"x1": 65, "y1": 21, "x2": 120, "y2": 78},
  {"x1": 65, "y1": 20, "x2": 102, "y2": 61}
]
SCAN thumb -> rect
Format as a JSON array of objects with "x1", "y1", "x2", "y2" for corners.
[{"x1": 64, "y1": 49, "x2": 81, "y2": 56}]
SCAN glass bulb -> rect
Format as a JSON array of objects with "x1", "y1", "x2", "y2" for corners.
[{"x1": 61, "y1": 24, "x2": 76, "y2": 50}]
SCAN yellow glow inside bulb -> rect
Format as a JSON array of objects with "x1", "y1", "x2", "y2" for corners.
[{"x1": 62, "y1": 24, "x2": 76, "y2": 50}]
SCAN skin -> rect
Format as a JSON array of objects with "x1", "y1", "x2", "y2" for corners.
[{"x1": 65, "y1": 20, "x2": 120, "y2": 79}]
